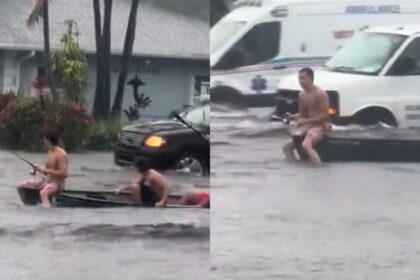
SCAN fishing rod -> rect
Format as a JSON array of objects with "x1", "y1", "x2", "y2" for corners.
[
  {"x1": 175, "y1": 114, "x2": 209, "y2": 143},
  {"x1": 9, "y1": 151, "x2": 84, "y2": 177}
]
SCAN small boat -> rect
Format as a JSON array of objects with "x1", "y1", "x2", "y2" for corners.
[
  {"x1": 19, "y1": 187, "x2": 206, "y2": 208},
  {"x1": 292, "y1": 124, "x2": 420, "y2": 162}
]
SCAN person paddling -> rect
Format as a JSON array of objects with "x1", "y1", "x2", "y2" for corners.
[
  {"x1": 116, "y1": 157, "x2": 170, "y2": 207},
  {"x1": 17, "y1": 132, "x2": 68, "y2": 208}
]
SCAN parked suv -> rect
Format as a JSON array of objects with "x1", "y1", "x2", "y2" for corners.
[{"x1": 114, "y1": 101, "x2": 210, "y2": 176}]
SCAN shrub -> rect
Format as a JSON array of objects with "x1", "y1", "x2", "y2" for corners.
[
  {"x1": 0, "y1": 98, "x2": 46, "y2": 150},
  {"x1": 85, "y1": 117, "x2": 127, "y2": 150},
  {"x1": 0, "y1": 91, "x2": 17, "y2": 113},
  {"x1": 0, "y1": 98, "x2": 93, "y2": 151}
]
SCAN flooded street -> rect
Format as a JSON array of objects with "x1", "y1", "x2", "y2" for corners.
[
  {"x1": 211, "y1": 106, "x2": 420, "y2": 280},
  {"x1": 0, "y1": 151, "x2": 209, "y2": 280}
]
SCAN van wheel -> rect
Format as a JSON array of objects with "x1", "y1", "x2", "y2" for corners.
[
  {"x1": 175, "y1": 152, "x2": 207, "y2": 176},
  {"x1": 353, "y1": 108, "x2": 397, "y2": 127}
]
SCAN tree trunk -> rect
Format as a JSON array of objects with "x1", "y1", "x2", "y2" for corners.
[
  {"x1": 111, "y1": 0, "x2": 139, "y2": 115},
  {"x1": 42, "y1": 0, "x2": 58, "y2": 105},
  {"x1": 102, "y1": 0, "x2": 112, "y2": 116},
  {"x1": 92, "y1": 0, "x2": 104, "y2": 118}
]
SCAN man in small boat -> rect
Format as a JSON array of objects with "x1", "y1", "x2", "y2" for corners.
[
  {"x1": 17, "y1": 131, "x2": 68, "y2": 208},
  {"x1": 179, "y1": 191, "x2": 210, "y2": 208},
  {"x1": 116, "y1": 157, "x2": 170, "y2": 207},
  {"x1": 282, "y1": 67, "x2": 330, "y2": 163}
]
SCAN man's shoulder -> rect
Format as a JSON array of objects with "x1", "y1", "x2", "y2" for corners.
[
  {"x1": 56, "y1": 147, "x2": 68, "y2": 158},
  {"x1": 315, "y1": 86, "x2": 328, "y2": 97}
]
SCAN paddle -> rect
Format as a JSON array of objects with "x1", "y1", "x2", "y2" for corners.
[
  {"x1": 175, "y1": 114, "x2": 209, "y2": 143},
  {"x1": 9, "y1": 151, "x2": 84, "y2": 177}
]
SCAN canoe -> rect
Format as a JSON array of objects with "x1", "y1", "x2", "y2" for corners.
[
  {"x1": 291, "y1": 125, "x2": 420, "y2": 162},
  {"x1": 19, "y1": 187, "x2": 207, "y2": 208}
]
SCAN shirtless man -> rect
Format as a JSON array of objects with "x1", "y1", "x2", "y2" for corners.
[
  {"x1": 116, "y1": 157, "x2": 170, "y2": 207},
  {"x1": 17, "y1": 132, "x2": 68, "y2": 208},
  {"x1": 282, "y1": 67, "x2": 330, "y2": 163}
]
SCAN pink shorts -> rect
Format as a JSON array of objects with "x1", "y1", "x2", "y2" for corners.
[{"x1": 304, "y1": 126, "x2": 326, "y2": 144}]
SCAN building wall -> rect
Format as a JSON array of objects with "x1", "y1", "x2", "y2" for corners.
[
  {"x1": 0, "y1": 50, "x2": 209, "y2": 119},
  {"x1": 85, "y1": 55, "x2": 209, "y2": 119}
]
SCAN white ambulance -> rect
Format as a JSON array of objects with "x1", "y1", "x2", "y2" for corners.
[
  {"x1": 210, "y1": 0, "x2": 420, "y2": 108},
  {"x1": 275, "y1": 24, "x2": 420, "y2": 128}
]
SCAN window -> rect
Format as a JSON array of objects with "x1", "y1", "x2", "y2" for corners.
[
  {"x1": 326, "y1": 32, "x2": 406, "y2": 75},
  {"x1": 387, "y1": 37, "x2": 420, "y2": 76},
  {"x1": 210, "y1": 21, "x2": 246, "y2": 54},
  {"x1": 179, "y1": 103, "x2": 210, "y2": 127},
  {"x1": 214, "y1": 21, "x2": 281, "y2": 69}
]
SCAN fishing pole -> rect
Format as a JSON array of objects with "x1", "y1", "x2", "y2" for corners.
[
  {"x1": 175, "y1": 114, "x2": 209, "y2": 143},
  {"x1": 9, "y1": 151, "x2": 84, "y2": 177}
]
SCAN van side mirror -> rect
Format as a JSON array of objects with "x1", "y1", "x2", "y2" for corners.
[
  {"x1": 168, "y1": 110, "x2": 179, "y2": 118},
  {"x1": 389, "y1": 56, "x2": 417, "y2": 75}
]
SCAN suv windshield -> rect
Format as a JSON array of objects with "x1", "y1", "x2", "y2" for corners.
[
  {"x1": 210, "y1": 21, "x2": 246, "y2": 54},
  {"x1": 178, "y1": 103, "x2": 210, "y2": 127},
  {"x1": 326, "y1": 31, "x2": 407, "y2": 75}
]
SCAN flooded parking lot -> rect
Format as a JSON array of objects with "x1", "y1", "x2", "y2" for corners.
[
  {"x1": 211, "y1": 106, "x2": 420, "y2": 280},
  {"x1": 0, "y1": 151, "x2": 209, "y2": 280}
]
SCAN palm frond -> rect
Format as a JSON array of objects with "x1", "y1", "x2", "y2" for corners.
[{"x1": 26, "y1": 0, "x2": 47, "y2": 28}]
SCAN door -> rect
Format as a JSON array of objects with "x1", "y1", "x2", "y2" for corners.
[
  {"x1": 193, "y1": 76, "x2": 210, "y2": 105},
  {"x1": 385, "y1": 36, "x2": 420, "y2": 127}
]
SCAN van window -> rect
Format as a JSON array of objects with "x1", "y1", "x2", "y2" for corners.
[
  {"x1": 387, "y1": 37, "x2": 420, "y2": 76},
  {"x1": 214, "y1": 21, "x2": 281, "y2": 70},
  {"x1": 211, "y1": 21, "x2": 246, "y2": 54},
  {"x1": 326, "y1": 32, "x2": 406, "y2": 75}
]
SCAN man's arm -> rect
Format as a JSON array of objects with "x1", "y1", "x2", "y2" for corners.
[
  {"x1": 154, "y1": 176, "x2": 170, "y2": 206},
  {"x1": 286, "y1": 92, "x2": 305, "y2": 121},
  {"x1": 116, "y1": 177, "x2": 142, "y2": 193}
]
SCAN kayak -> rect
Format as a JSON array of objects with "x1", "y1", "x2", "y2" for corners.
[
  {"x1": 292, "y1": 125, "x2": 420, "y2": 162},
  {"x1": 19, "y1": 187, "x2": 206, "y2": 208}
]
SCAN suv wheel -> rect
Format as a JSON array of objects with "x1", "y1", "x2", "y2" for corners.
[{"x1": 175, "y1": 152, "x2": 206, "y2": 176}]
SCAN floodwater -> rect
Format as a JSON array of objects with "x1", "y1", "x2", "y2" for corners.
[
  {"x1": 211, "y1": 105, "x2": 420, "y2": 280},
  {"x1": 0, "y1": 151, "x2": 209, "y2": 280}
]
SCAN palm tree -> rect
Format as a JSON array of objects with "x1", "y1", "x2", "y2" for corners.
[
  {"x1": 92, "y1": 0, "x2": 105, "y2": 118},
  {"x1": 102, "y1": 0, "x2": 112, "y2": 114},
  {"x1": 27, "y1": 0, "x2": 58, "y2": 104},
  {"x1": 111, "y1": 0, "x2": 140, "y2": 115}
]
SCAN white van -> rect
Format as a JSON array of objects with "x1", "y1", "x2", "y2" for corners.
[
  {"x1": 275, "y1": 24, "x2": 420, "y2": 128},
  {"x1": 210, "y1": 0, "x2": 420, "y2": 107}
]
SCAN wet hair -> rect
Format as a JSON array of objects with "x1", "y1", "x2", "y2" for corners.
[
  {"x1": 44, "y1": 131, "x2": 59, "y2": 146},
  {"x1": 134, "y1": 156, "x2": 151, "y2": 172},
  {"x1": 299, "y1": 67, "x2": 314, "y2": 81}
]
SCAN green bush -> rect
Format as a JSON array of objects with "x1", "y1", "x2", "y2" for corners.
[
  {"x1": 0, "y1": 97, "x2": 93, "y2": 151},
  {"x1": 85, "y1": 117, "x2": 127, "y2": 150}
]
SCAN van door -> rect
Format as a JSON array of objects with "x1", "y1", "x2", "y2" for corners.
[
  {"x1": 385, "y1": 36, "x2": 420, "y2": 128},
  {"x1": 212, "y1": 21, "x2": 282, "y2": 70}
]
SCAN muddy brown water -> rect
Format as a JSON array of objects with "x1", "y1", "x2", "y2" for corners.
[
  {"x1": 211, "y1": 106, "x2": 420, "y2": 280},
  {"x1": 0, "y1": 151, "x2": 209, "y2": 280}
]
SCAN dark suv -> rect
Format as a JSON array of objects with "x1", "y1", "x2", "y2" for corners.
[{"x1": 114, "y1": 101, "x2": 210, "y2": 176}]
